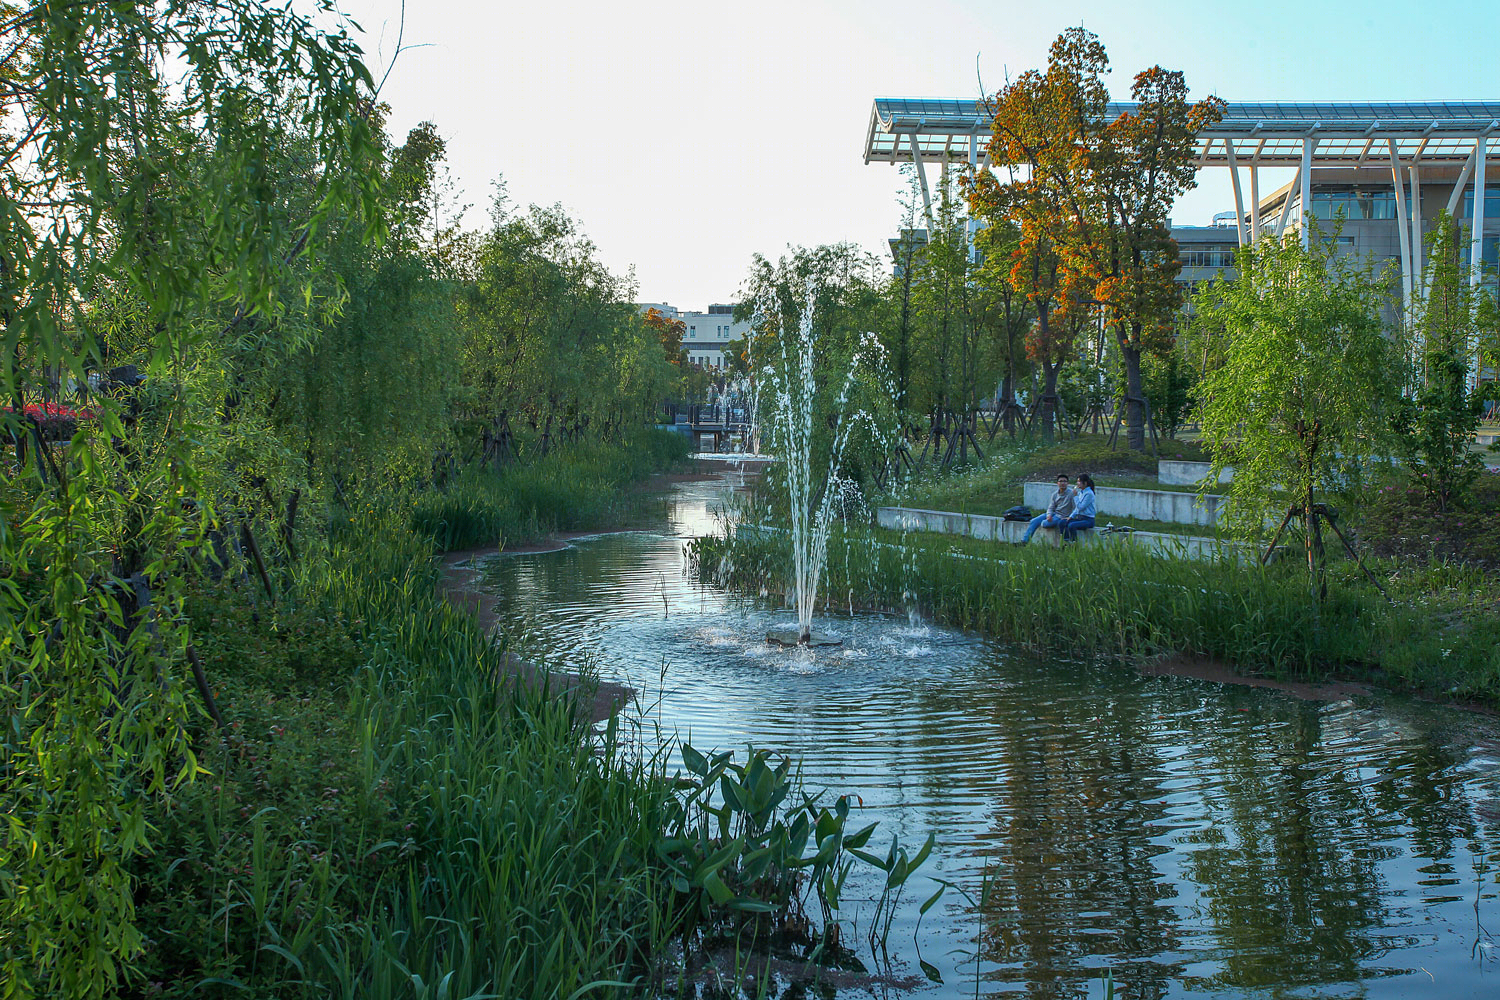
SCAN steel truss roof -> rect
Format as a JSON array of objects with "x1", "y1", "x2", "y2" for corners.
[{"x1": 865, "y1": 98, "x2": 1500, "y2": 168}]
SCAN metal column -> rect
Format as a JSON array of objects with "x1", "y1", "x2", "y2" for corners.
[
  {"x1": 1225, "y1": 140, "x2": 1247, "y2": 246},
  {"x1": 1471, "y1": 136, "x2": 1488, "y2": 389},
  {"x1": 1409, "y1": 164, "x2": 1423, "y2": 301},
  {"x1": 1299, "y1": 137, "x2": 1314, "y2": 248},
  {"x1": 907, "y1": 132, "x2": 932, "y2": 220},
  {"x1": 1389, "y1": 140, "x2": 1413, "y2": 316},
  {"x1": 1249, "y1": 164, "x2": 1260, "y2": 241},
  {"x1": 967, "y1": 133, "x2": 979, "y2": 263}
]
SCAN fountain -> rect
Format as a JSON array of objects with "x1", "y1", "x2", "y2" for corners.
[{"x1": 757, "y1": 282, "x2": 894, "y2": 648}]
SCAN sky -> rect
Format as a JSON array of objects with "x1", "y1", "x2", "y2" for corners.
[{"x1": 337, "y1": 0, "x2": 1500, "y2": 310}]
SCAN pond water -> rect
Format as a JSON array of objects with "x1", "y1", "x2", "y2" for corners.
[{"x1": 479, "y1": 474, "x2": 1500, "y2": 999}]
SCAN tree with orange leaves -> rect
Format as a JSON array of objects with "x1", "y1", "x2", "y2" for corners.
[
  {"x1": 642, "y1": 307, "x2": 687, "y2": 365},
  {"x1": 1087, "y1": 64, "x2": 1224, "y2": 450},
  {"x1": 972, "y1": 27, "x2": 1223, "y2": 449},
  {"x1": 969, "y1": 27, "x2": 1103, "y2": 438}
]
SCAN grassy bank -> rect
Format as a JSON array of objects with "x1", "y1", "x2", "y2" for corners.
[
  {"x1": 113, "y1": 432, "x2": 922, "y2": 998},
  {"x1": 695, "y1": 523, "x2": 1500, "y2": 708},
  {"x1": 411, "y1": 429, "x2": 694, "y2": 551},
  {"x1": 137, "y1": 518, "x2": 675, "y2": 997}
]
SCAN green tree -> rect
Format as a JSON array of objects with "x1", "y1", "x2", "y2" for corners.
[
  {"x1": 1085, "y1": 63, "x2": 1223, "y2": 451},
  {"x1": 1394, "y1": 215, "x2": 1498, "y2": 510},
  {"x1": 1194, "y1": 228, "x2": 1399, "y2": 596}
]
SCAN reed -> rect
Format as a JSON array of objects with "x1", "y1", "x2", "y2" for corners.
[{"x1": 411, "y1": 430, "x2": 692, "y2": 551}]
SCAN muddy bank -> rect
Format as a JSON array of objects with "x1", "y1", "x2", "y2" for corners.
[{"x1": 437, "y1": 548, "x2": 635, "y2": 723}]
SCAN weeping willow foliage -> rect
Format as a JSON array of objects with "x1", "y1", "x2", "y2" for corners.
[
  {"x1": 1191, "y1": 227, "x2": 1401, "y2": 543},
  {"x1": 0, "y1": 4, "x2": 683, "y2": 995}
]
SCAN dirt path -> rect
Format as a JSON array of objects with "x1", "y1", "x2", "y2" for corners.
[{"x1": 437, "y1": 548, "x2": 635, "y2": 724}]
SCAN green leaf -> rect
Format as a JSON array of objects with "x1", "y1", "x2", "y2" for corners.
[
  {"x1": 681, "y1": 743, "x2": 708, "y2": 777},
  {"x1": 701, "y1": 870, "x2": 734, "y2": 905}
]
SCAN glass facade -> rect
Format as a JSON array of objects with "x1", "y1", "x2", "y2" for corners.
[
  {"x1": 1180, "y1": 247, "x2": 1237, "y2": 269},
  {"x1": 1459, "y1": 187, "x2": 1500, "y2": 220},
  {"x1": 1309, "y1": 189, "x2": 1412, "y2": 221}
]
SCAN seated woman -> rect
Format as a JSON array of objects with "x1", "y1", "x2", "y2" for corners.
[
  {"x1": 1021, "y1": 474, "x2": 1074, "y2": 543},
  {"x1": 1062, "y1": 473, "x2": 1096, "y2": 541}
]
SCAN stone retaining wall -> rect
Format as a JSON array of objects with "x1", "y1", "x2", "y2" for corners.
[
  {"x1": 1157, "y1": 460, "x2": 1234, "y2": 486},
  {"x1": 1023, "y1": 482, "x2": 1223, "y2": 526},
  {"x1": 875, "y1": 506, "x2": 1245, "y2": 561}
]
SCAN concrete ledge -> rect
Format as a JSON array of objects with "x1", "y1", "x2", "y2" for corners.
[
  {"x1": 876, "y1": 506, "x2": 1247, "y2": 561},
  {"x1": 875, "y1": 506, "x2": 1096, "y2": 546},
  {"x1": 1024, "y1": 482, "x2": 1223, "y2": 526},
  {"x1": 1158, "y1": 460, "x2": 1234, "y2": 486}
]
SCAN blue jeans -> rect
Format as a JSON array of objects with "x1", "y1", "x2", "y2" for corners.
[
  {"x1": 1062, "y1": 516, "x2": 1095, "y2": 541},
  {"x1": 1022, "y1": 512, "x2": 1065, "y2": 542}
]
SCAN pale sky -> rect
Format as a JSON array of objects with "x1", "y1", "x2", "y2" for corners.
[{"x1": 338, "y1": 0, "x2": 1500, "y2": 309}]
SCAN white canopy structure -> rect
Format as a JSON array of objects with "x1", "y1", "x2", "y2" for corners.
[{"x1": 865, "y1": 98, "x2": 1500, "y2": 383}]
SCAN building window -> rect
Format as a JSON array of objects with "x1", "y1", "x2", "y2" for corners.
[
  {"x1": 1180, "y1": 248, "x2": 1237, "y2": 269},
  {"x1": 1310, "y1": 188, "x2": 1412, "y2": 222},
  {"x1": 1460, "y1": 187, "x2": 1500, "y2": 220}
]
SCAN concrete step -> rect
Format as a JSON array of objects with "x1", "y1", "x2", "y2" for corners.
[
  {"x1": 1158, "y1": 459, "x2": 1234, "y2": 486},
  {"x1": 1024, "y1": 482, "x2": 1223, "y2": 527}
]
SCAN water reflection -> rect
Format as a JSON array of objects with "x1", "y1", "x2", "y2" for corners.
[{"x1": 476, "y1": 476, "x2": 1500, "y2": 999}]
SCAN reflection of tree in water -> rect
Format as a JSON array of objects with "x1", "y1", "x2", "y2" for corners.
[
  {"x1": 1178, "y1": 696, "x2": 1488, "y2": 992},
  {"x1": 969, "y1": 666, "x2": 1182, "y2": 1000}
]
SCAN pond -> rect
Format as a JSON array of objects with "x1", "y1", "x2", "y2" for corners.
[{"x1": 479, "y1": 473, "x2": 1500, "y2": 999}]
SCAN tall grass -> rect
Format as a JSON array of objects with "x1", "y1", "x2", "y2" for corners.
[
  {"x1": 134, "y1": 476, "x2": 920, "y2": 997},
  {"x1": 133, "y1": 514, "x2": 679, "y2": 998},
  {"x1": 411, "y1": 429, "x2": 692, "y2": 551},
  {"x1": 696, "y1": 523, "x2": 1500, "y2": 704}
]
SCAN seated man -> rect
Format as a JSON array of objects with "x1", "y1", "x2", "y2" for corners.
[{"x1": 1021, "y1": 474, "x2": 1074, "y2": 543}]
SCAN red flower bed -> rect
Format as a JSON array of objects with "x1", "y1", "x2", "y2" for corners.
[{"x1": 2, "y1": 402, "x2": 98, "y2": 424}]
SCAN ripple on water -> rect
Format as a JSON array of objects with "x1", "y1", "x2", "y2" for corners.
[{"x1": 478, "y1": 482, "x2": 1500, "y2": 1000}]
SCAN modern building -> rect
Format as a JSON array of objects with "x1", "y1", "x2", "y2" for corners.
[
  {"x1": 864, "y1": 99, "x2": 1500, "y2": 386},
  {"x1": 637, "y1": 302, "x2": 751, "y2": 370}
]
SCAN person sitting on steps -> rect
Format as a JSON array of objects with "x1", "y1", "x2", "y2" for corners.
[
  {"x1": 1062, "y1": 473, "x2": 1096, "y2": 542},
  {"x1": 1020, "y1": 474, "x2": 1074, "y2": 544}
]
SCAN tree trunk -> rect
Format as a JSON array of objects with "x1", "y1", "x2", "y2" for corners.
[
  {"x1": 1122, "y1": 339, "x2": 1145, "y2": 451},
  {"x1": 1040, "y1": 363, "x2": 1060, "y2": 441}
]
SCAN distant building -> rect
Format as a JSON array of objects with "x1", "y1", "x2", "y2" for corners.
[{"x1": 637, "y1": 302, "x2": 751, "y2": 370}]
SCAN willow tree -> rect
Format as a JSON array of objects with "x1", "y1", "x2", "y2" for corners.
[
  {"x1": 0, "y1": 3, "x2": 378, "y2": 995},
  {"x1": 1193, "y1": 229, "x2": 1399, "y2": 596}
]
